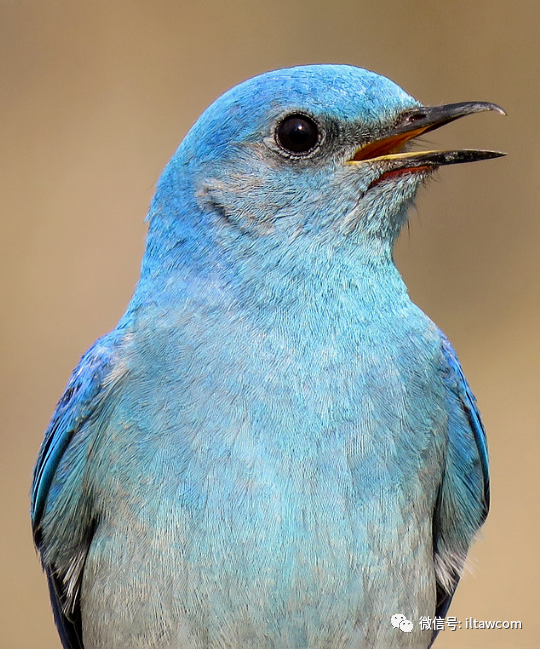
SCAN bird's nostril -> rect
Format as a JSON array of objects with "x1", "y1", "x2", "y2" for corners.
[{"x1": 406, "y1": 111, "x2": 427, "y2": 122}]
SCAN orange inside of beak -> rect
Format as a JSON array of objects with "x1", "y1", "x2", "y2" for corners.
[{"x1": 351, "y1": 126, "x2": 428, "y2": 161}]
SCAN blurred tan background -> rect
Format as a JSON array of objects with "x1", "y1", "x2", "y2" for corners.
[{"x1": 1, "y1": 1, "x2": 538, "y2": 647}]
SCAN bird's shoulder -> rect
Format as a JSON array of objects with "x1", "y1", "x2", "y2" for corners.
[
  {"x1": 31, "y1": 328, "x2": 129, "y2": 537},
  {"x1": 431, "y1": 330, "x2": 489, "y2": 635},
  {"x1": 438, "y1": 330, "x2": 489, "y2": 506}
]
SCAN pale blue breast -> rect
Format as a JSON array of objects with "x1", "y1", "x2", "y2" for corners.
[{"x1": 81, "y1": 281, "x2": 446, "y2": 648}]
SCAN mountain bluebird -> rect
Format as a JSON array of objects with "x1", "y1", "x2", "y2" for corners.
[{"x1": 32, "y1": 65, "x2": 503, "y2": 648}]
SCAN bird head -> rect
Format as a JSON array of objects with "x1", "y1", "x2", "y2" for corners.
[{"x1": 142, "y1": 65, "x2": 503, "y2": 294}]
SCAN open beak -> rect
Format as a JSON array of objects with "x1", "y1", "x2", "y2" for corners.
[{"x1": 349, "y1": 101, "x2": 506, "y2": 185}]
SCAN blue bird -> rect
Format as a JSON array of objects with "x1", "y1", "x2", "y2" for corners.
[{"x1": 32, "y1": 65, "x2": 503, "y2": 649}]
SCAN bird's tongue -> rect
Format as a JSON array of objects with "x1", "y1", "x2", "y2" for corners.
[{"x1": 369, "y1": 165, "x2": 431, "y2": 189}]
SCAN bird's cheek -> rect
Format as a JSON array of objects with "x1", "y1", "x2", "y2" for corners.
[
  {"x1": 195, "y1": 175, "x2": 295, "y2": 236},
  {"x1": 334, "y1": 164, "x2": 374, "y2": 197}
]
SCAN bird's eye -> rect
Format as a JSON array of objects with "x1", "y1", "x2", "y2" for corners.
[{"x1": 276, "y1": 114, "x2": 320, "y2": 155}]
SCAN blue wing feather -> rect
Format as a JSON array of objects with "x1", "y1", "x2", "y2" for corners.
[
  {"x1": 430, "y1": 332, "x2": 490, "y2": 645},
  {"x1": 439, "y1": 332, "x2": 490, "y2": 517},
  {"x1": 31, "y1": 337, "x2": 115, "y2": 533},
  {"x1": 46, "y1": 569, "x2": 85, "y2": 649},
  {"x1": 31, "y1": 333, "x2": 124, "y2": 649}
]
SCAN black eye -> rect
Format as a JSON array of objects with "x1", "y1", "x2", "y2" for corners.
[{"x1": 276, "y1": 114, "x2": 319, "y2": 155}]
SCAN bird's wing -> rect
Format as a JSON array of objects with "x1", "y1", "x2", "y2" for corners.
[
  {"x1": 431, "y1": 332, "x2": 489, "y2": 641},
  {"x1": 31, "y1": 333, "x2": 126, "y2": 649}
]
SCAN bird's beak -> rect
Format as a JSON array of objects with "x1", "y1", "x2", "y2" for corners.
[{"x1": 348, "y1": 101, "x2": 506, "y2": 182}]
